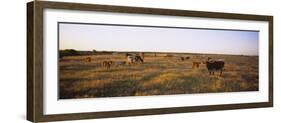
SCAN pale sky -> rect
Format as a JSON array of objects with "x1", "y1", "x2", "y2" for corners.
[{"x1": 59, "y1": 23, "x2": 259, "y2": 56}]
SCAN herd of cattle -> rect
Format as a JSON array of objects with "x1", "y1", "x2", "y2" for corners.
[{"x1": 63, "y1": 53, "x2": 225, "y2": 76}]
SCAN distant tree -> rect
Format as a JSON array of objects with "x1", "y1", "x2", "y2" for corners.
[{"x1": 92, "y1": 49, "x2": 97, "y2": 53}]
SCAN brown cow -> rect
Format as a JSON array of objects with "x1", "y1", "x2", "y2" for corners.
[
  {"x1": 102, "y1": 61, "x2": 113, "y2": 69},
  {"x1": 85, "y1": 57, "x2": 91, "y2": 62},
  {"x1": 192, "y1": 62, "x2": 201, "y2": 69}
]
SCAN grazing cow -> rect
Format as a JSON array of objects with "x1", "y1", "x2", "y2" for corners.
[
  {"x1": 192, "y1": 62, "x2": 201, "y2": 68},
  {"x1": 206, "y1": 59, "x2": 225, "y2": 76},
  {"x1": 126, "y1": 53, "x2": 144, "y2": 64},
  {"x1": 185, "y1": 56, "x2": 190, "y2": 60},
  {"x1": 85, "y1": 57, "x2": 91, "y2": 62},
  {"x1": 102, "y1": 61, "x2": 113, "y2": 69}
]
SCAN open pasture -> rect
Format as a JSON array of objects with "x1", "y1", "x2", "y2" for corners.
[{"x1": 59, "y1": 53, "x2": 258, "y2": 99}]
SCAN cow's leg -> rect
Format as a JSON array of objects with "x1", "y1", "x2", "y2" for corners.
[{"x1": 220, "y1": 70, "x2": 223, "y2": 76}]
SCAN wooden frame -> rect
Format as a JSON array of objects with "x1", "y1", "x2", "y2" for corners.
[{"x1": 27, "y1": 1, "x2": 273, "y2": 122}]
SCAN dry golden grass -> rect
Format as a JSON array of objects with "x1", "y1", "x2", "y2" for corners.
[{"x1": 59, "y1": 53, "x2": 258, "y2": 99}]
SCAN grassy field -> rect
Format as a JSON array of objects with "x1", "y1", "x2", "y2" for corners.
[{"x1": 59, "y1": 53, "x2": 258, "y2": 99}]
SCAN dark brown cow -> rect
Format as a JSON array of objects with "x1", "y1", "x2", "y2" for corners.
[
  {"x1": 206, "y1": 59, "x2": 225, "y2": 76},
  {"x1": 85, "y1": 57, "x2": 91, "y2": 62}
]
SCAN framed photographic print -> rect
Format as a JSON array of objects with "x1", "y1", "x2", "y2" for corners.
[{"x1": 27, "y1": 1, "x2": 273, "y2": 122}]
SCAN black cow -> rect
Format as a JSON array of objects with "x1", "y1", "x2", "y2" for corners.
[{"x1": 206, "y1": 59, "x2": 225, "y2": 76}]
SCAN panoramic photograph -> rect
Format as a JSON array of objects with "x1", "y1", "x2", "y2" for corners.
[{"x1": 58, "y1": 22, "x2": 259, "y2": 99}]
